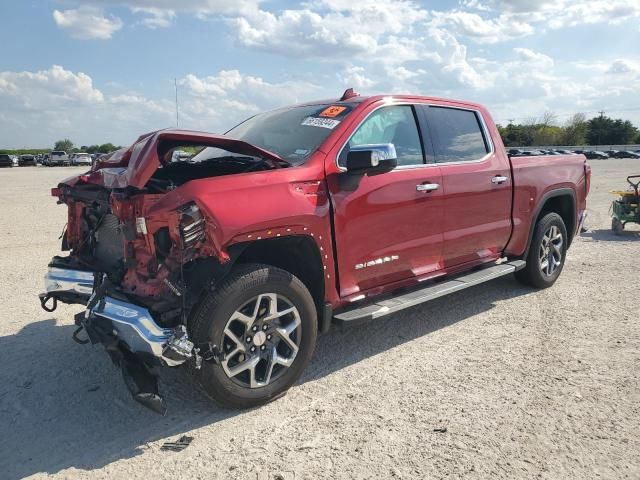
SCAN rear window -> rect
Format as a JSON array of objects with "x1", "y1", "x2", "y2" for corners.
[
  {"x1": 51, "y1": 151, "x2": 66, "y2": 157},
  {"x1": 225, "y1": 103, "x2": 354, "y2": 165},
  {"x1": 428, "y1": 107, "x2": 490, "y2": 163},
  {"x1": 0, "y1": 154, "x2": 10, "y2": 160}
]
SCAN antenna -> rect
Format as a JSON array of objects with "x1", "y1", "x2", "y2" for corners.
[
  {"x1": 340, "y1": 88, "x2": 359, "y2": 101},
  {"x1": 175, "y1": 78, "x2": 179, "y2": 128}
]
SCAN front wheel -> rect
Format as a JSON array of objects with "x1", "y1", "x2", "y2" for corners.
[
  {"x1": 189, "y1": 263, "x2": 317, "y2": 408},
  {"x1": 515, "y1": 212, "x2": 568, "y2": 289}
]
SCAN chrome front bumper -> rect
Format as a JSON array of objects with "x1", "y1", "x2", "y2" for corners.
[
  {"x1": 42, "y1": 266, "x2": 193, "y2": 367},
  {"x1": 89, "y1": 296, "x2": 193, "y2": 366},
  {"x1": 45, "y1": 267, "x2": 94, "y2": 299}
]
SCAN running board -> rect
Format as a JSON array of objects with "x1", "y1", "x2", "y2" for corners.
[{"x1": 333, "y1": 260, "x2": 526, "y2": 326}]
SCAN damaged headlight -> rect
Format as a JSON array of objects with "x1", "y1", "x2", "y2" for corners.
[{"x1": 179, "y1": 202, "x2": 206, "y2": 248}]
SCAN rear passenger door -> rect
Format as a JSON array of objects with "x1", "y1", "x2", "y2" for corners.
[{"x1": 422, "y1": 105, "x2": 512, "y2": 269}]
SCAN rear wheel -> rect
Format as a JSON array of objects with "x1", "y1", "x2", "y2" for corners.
[
  {"x1": 612, "y1": 217, "x2": 624, "y2": 235},
  {"x1": 189, "y1": 263, "x2": 317, "y2": 408},
  {"x1": 515, "y1": 212, "x2": 567, "y2": 289}
]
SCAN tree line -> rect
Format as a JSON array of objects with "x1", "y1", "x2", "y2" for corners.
[
  {"x1": 497, "y1": 113, "x2": 640, "y2": 147},
  {"x1": 0, "y1": 139, "x2": 122, "y2": 156},
  {"x1": 53, "y1": 139, "x2": 121, "y2": 154}
]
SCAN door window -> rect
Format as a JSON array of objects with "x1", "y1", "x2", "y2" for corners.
[
  {"x1": 339, "y1": 105, "x2": 424, "y2": 167},
  {"x1": 428, "y1": 107, "x2": 490, "y2": 163}
]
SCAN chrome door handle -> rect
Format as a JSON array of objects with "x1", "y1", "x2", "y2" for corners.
[
  {"x1": 416, "y1": 183, "x2": 440, "y2": 192},
  {"x1": 491, "y1": 175, "x2": 508, "y2": 184}
]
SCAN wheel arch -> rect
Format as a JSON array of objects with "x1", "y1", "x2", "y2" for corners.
[
  {"x1": 229, "y1": 236, "x2": 330, "y2": 333},
  {"x1": 523, "y1": 188, "x2": 576, "y2": 259}
]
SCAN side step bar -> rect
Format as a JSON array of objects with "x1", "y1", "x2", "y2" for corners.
[{"x1": 333, "y1": 260, "x2": 526, "y2": 326}]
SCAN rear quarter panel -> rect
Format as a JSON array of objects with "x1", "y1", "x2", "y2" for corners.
[{"x1": 505, "y1": 154, "x2": 587, "y2": 257}]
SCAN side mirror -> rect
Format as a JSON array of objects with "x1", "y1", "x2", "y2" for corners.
[{"x1": 345, "y1": 144, "x2": 398, "y2": 175}]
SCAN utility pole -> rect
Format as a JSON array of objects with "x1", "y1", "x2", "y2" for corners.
[
  {"x1": 597, "y1": 110, "x2": 605, "y2": 147},
  {"x1": 174, "y1": 78, "x2": 179, "y2": 128}
]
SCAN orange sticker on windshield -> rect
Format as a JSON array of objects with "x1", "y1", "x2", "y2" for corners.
[{"x1": 319, "y1": 106, "x2": 347, "y2": 118}]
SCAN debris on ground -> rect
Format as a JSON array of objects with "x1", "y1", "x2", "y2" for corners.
[{"x1": 160, "y1": 436, "x2": 194, "y2": 452}]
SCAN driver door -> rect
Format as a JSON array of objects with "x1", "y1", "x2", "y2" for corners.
[{"x1": 326, "y1": 103, "x2": 445, "y2": 298}]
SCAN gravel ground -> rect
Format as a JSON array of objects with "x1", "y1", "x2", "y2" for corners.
[{"x1": 0, "y1": 160, "x2": 639, "y2": 480}]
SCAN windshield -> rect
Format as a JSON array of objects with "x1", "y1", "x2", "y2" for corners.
[{"x1": 223, "y1": 103, "x2": 354, "y2": 165}]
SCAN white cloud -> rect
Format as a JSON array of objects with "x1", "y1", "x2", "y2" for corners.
[
  {"x1": 230, "y1": 0, "x2": 428, "y2": 58},
  {"x1": 53, "y1": 7, "x2": 123, "y2": 40},
  {"x1": 0, "y1": 65, "x2": 104, "y2": 109},
  {"x1": 227, "y1": 1, "x2": 491, "y2": 91},
  {"x1": 464, "y1": 0, "x2": 558, "y2": 13},
  {"x1": 606, "y1": 59, "x2": 638, "y2": 74},
  {"x1": 465, "y1": 0, "x2": 640, "y2": 29},
  {"x1": 340, "y1": 67, "x2": 377, "y2": 89},
  {"x1": 429, "y1": 10, "x2": 533, "y2": 43},
  {"x1": 0, "y1": 65, "x2": 174, "y2": 147},
  {"x1": 512, "y1": 48, "x2": 554, "y2": 68},
  {"x1": 547, "y1": 1, "x2": 640, "y2": 28},
  {"x1": 177, "y1": 70, "x2": 329, "y2": 131},
  {"x1": 132, "y1": 8, "x2": 176, "y2": 28},
  {"x1": 88, "y1": 0, "x2": 259, "y2": 16}
]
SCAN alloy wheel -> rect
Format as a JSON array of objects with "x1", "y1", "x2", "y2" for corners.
[
  {"x1": 220, "y1": 293, "x2": 301, "y2": 388},
  {"x1": 538, "y1": 225, "x2": 563, "y2": 277}
]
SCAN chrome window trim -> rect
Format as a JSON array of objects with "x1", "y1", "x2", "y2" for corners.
[{"x1": 335, "y1": 102, "x2": 494, "y2": 172}]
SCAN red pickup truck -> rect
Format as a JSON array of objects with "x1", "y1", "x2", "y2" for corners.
[{"x1": 41, "y1": 90, "x2": 590, "y2": 413}]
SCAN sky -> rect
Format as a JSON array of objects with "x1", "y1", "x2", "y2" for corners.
[{"x1": 1, "y1": 0, "x2": 640, "y2": 148}]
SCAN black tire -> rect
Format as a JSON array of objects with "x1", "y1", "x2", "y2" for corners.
[
  {"x1": 612, "y1": 217, "x2": 624, "y2": 236},
  {"x1": 189, "y1": 263, "x2": 317, "y2": 409},
  {"x1": 515, "y1": 212, "x2": 568, "y2": 289}
]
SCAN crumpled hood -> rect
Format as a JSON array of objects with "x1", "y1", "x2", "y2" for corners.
[{"x1": 67, "y1": 129, "x2": 287, "y2": 189}]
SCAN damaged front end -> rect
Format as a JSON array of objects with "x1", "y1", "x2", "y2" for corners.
[
  {"x1": 37, "y1": 130, "x2": 268, "y2": 413},
  {"x1": 41, "y1": 261, "x2": 200, "y2": 414}
]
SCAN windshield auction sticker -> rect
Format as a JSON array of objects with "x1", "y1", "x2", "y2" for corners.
[
  {"x1": 319, "y1": 105, "x2": 347, "y2": 118},
  {"x1": 301, "y1": 117, "x2": 341, "y2": 129}
]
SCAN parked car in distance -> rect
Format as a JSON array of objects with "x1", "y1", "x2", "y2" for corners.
[
  {"x1": 0, "y1": 154, "x2": 14, "y2": 167},
  {"x1": 19, "y1": 154, "x2": 37, "y2": 166},
  {"x1": 612, "y1": 150, "x2": 640, "y2": 159},
  {"x1": 555, "y1": 150, "x2": 576, "y2": 155},
  {"x1": 71, "y1": 153, "x2": 92, "y2": 166},
  {"x1": 41, "y1": 91, "x2": 591, "y2": 413},
  {"x1": 11, "y1": 155, "x2": 19, "y2": 166},
  {"x1": 584, "y1": 151, "x2": 609, "y2": 159},
  {"x1": 48, "y1": 151, "x2": 69, "y2": 166},
  {"x1": 604, "y1": 150, "x2": 619, "y2": 157}
]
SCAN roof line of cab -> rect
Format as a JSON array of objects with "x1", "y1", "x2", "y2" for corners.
[{"x1": 289, "y1": 91, "x2": 486, "y2": 112}]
